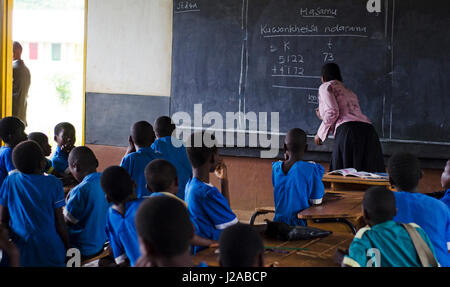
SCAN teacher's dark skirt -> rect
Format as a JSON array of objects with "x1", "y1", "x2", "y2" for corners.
[{"x1": 330, "y1": 121, "x2": 385, "y2": 172}]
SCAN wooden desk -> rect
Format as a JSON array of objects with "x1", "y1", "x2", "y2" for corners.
[
  {"x1": 299, "y1": 191, "x2": 364, "y2": 234},
  {"x1": 322, "y1": 174, "x2": 392, "y2": 191},
  {"x1": 193, "y1": 232, "x2": 354, "y2": 267},
  {"x1": 252, "y1": 192, "x2": 364, "y2": 234}
]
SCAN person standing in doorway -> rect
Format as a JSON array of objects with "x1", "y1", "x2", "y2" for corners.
[{"x1": 12, "y1": 41, "x2": 31, "y2": 126}]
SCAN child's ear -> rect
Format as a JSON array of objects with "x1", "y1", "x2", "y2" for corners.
[
  {"x1": 304, "y1": 144, "x2": 308, "y2": 153},
  {"x1": 419, "y1": 170, "x2": 424, "y2": 180},
  {"x1": 95, "y1": 159, "x2": 99, "y2": 168}
]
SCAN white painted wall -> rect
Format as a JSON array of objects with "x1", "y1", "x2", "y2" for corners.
[{"x1": 86, "y1": 0, "x2": 172, "y2": 97}]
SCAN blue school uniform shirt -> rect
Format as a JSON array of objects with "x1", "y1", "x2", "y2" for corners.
[
  {"x1": 120, "y1": 146, "x2": 162, "y2": 198},
  {"x1": 0, "y1": 172, "x2": 66, "y2": 267},
  {"x1": 0, "y1": 147, "x2": 15, "y2": 187},
  {"x1": 51, "y1": 146, "x2": 69, "y2": 174},
  {"x1": 106, "y1": 198, "x2": 144, "y2": 266},
  {"x1": 272, "y1": 161, "x2": 325, "y2": 226},
  {"x1": 64, "y1": 172, "x2": 109, "y2": 256},
  {"x1": 151, "y1": 136, "x2": 193, "y2": 200},
  {"x1": 393, "y1": 191, "x2": 450, "y2": 267},
  {"x1": 343, "y1": 221, "x2": 438, "y2": 267},
  {"x1": 441, "y1": 189, "x2": 450, "y2": 210},
  {"x1": 185, "y1": 177, "x2": 238, "y2": 241}
]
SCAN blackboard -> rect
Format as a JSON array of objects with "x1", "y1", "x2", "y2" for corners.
[
  {"x1": 170, "y1": 0, "x2": 450, "y2": 158},
  {"x1": 391, "y1": 0, "x2": 450, "y2": 143}
]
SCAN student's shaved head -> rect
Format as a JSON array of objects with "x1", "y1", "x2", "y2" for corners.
[
  {"x1": 101, "y1": 166, "x2": 134, "y2": 204},
  {"x1": 285, "y1": 128, "x2": 307, "y2": 154},
  {"x1": 363, "y1": 187, "x2": 396, "y2": 225},
  {"x1": 131, "y1": 121, "x2": 156, "y2": 147},
  {"x1": 68, "y1": 146, "x2": 98, "y2": 171},
  {"x1": 388, "y1": 152, "x2": 421, "y2": 192},
  {"x1": 135, "y1": 196, "x2": 193, "y2": 258},
  {"x1": 28, "y1": 132, "x2": 51, "y2": 157},
  {"x1": 154, "y1": 116, "x2": 175, "y2": 138},
  {"x1": 145, "y1": 159, "x2": 177, "y2": 193},
  {"x1": 219, "y1": 223, "x2": 264, "y2": 267},
  {"x1": 28, "y1": 132, "x2": 47, "y2": 144},
  {"x1": 13, "y1": 141, "x2": 44, "y2": 174}
]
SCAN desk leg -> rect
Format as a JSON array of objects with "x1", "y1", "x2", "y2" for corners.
[{"x1": 312, "y1": 218, "x2": 357, "y2": 235}]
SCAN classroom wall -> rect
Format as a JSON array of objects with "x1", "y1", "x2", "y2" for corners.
[
  {"x1": 87, "y1": 145, "x2": 445, "y2": 212},
  {"x1": 86, "y1": 0, "x2": 172, "y2": 96},
  {"x1": 85, "y1": 0, "x2": 172, "y2": 146}
]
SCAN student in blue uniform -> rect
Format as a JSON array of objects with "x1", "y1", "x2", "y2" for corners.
[
  {"x1": 0, "y1": 117, "x2": 27, "y2": 187},
  {"x1": 145, "y1": 159, "x2": 217, "y2": 248},
  {"x1": 151, "y1": 116, "x2": 192, "y2": 200},
  {"x1": 28, "y1": 132, "x2": 54, "y2": 174},
  {"x1": 0, "y1": 141, "x2": 69, "y2": 266},
  {"x1": 120, "y1": 121, "x2": 162, "y2": 198},
  {"x1": 440, "y1": 160, "x2": 450, "y2": 209},
  {"x1": 185, "y1": 132, "x2": 238, "y2": 244},
  {"x1": 0, "y1": 224, "x2": 20, "y2": 267},
  {"x1": 134, "y1": 196, "x2": 207, "y2": 267},
  {"x1": 338, "y1": 187, "x2": 439, "y2": 267},
  {"x1": 219, "y1": 223, "x2": 264, "y2": 267},
  {"x1": 101, "y1": 166, "x2": 144, "y2": 267},
  {"x1": 64, "y1": 146, "x2": 109, "y2": 260},
  {"x1": 388, "y1": 153, "x2": 450, "y2": 267},
  {"x1": 52, "y1": 122, "x2": 76, "y2": 176},
  {"x1": 272, "y1": 128, "x2": 325, "y2": 226}
]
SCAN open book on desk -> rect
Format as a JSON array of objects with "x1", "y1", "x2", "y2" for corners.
[{"x1": 328, "y1": 168, "x2": 388, "y2": 180}]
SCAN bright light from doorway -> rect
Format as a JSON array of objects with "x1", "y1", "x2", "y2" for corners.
[{"x1": 13, "y1": 0, "x2": 84, "y2": 151}]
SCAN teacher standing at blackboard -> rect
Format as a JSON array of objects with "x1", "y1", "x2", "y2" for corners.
[{"x1": 314, "y1": 63, "x2": 385, "y2": 173}]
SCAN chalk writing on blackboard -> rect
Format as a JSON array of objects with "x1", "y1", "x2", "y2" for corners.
[{"x1": 175, "y1": 1, "x2": 200, "y2": 14}]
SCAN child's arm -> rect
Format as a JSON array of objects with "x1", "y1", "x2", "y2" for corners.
[
  {"x1": 54, "y1": 208, "x2": 70, "y2": 250},
  {"x1": 215, "y1": 161, "x2": 230, "y2": 205},
  {"x1": 0, "y1": 224, "x2": 20, "y2": 267},
  {"x1": 191, "y1": 234, "x2": 218, "y2": 248}
]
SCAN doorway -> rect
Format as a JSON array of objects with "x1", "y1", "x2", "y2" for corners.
[{"x1": 12, "y1": 0, "x2": 85, "y2": 148}]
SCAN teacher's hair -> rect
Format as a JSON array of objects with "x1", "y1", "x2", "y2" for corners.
[{"x1": 321, "y1": 63, "x2": 343, "y2": 82}]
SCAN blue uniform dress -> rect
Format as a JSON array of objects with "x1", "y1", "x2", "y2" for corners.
[
  {"x1": 120, "y1": 147, "x2": 162, "y2": 198},
  {"x1": 151, "y1": 136, "x2": 193, "y2": 200},
  {"x1": 343, "y1": 221, "x2": 438, "y2": 267},
  {"x1": 393, "y1": 191, "x2": 450, "y2": 267},
  {"x1": 441, "y1": 189, "x2": 450, "y2": 210},
  {"x1": 185, "y1": 177, "x2": 238, "y2": 241},
  {"x1": 0, "y1": 147, "x2": 15, "y2": 187},
  {"x1": 272, "y1": 161, "x2": 325, "y2": 226},
  {"x1": 51, "y1": 146, "x2": 69, "y2": 174},
  {"x1": 64, "y1": 173, "x2": 109, "y2": 256},
  {"x1": 106, "y1": 198, "x2": 145, "y2": 266},
  {"x1": 0, "y1": 172, "x2": 66, "y2": 267}
]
